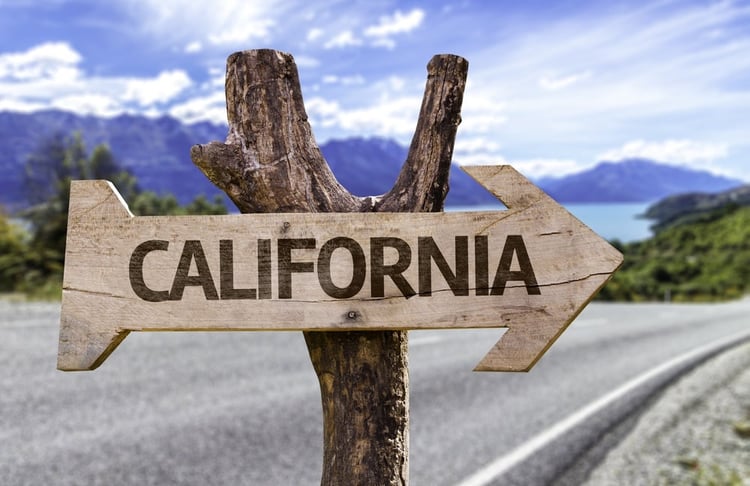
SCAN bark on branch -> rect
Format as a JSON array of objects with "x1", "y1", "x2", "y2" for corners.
[{"x1": 191, "y1": 48, "x2": 467, "y2": 486}]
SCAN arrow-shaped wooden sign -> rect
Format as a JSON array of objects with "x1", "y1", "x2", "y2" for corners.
[{"x1": 57, "y1": 165, "x2": 622, "y2": 372}]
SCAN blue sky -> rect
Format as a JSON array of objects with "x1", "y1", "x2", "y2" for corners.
[{"x1": 1, "y1": 0, "x2": 749, "y2": 180}]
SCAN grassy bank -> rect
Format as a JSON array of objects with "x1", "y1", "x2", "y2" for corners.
[{"x1": 599, "y1": 205, "x2": 750, "y2": 302}]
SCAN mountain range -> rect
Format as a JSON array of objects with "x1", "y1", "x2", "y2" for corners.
[
  {"x1": 0, "y1": 110, "x2": 744, "y2": 212},
  {"x1": 537, "y1": 159, "x2": 742, "y2": 203}
]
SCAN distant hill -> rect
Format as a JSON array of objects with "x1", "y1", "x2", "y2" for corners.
[
  {"x1": 0, "y1": 110, "x2": 496, "y2": 211},
  {"x1": 642, "y1": 184, "x2": 750, "y2": 232},
  {"x1": 600, "y1": 178, "x2": 750, "y2": 302},
  {"x1": 0, "y1": 110, "x2": 227, "y2": 211},
  {"x1": 1, "y1": 110, "x2": 743, "y2": 211},
  {"x1": 599, "y1": 205, "x2": 750, "y2": 302},
  {"x1": 319, "y1": 137, "x2": 497, "y2": 207},
  {"x1": 537, "y1": 159, "x2": 743, "y2": 203}
]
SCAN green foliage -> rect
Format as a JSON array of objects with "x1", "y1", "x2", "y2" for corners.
[
  {"x1": 130, "y1": 192, "x2": 227, "y2": 216},
  {"x1": 599, "y1": 206, "x2": 750, "y2": 302},
  {"x1": 0, "y1": 210, "x2": 58, "y2": 298},
  {"x1": 643, "y1": 184, "x2": 750, "y2": 233},
  {"x1": 693, "y1": 463, "x2": 744, "y2": 486},
  {"x1": 3, "y1": 133, "x2": 227, "y2": 299},
  {"x1": 130, "y1": 191, "x2": 182, "y2": 216},
  {"x1": 22, "y1": 133, "x2": 140, "y2": 282},
  {"x1": 182, "y1": 194, "x2": 228, "y2": 216},
  {"x1": 0, "y1": 210, "x2": 29, "y2": 292}
]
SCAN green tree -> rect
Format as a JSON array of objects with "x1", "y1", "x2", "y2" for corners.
[
  {"x1": 16, "y1": 133, "x2": 228, "y2": 298},
  {"x1": 182, "y1": 194, "x2": 228, "y2": 215},
  {"x1": 599, "y1": 205, "x2": 750, "y2": 302},
  {"x1": 0, "y1": 209, "x2": 29, "y2": 292},
  {"x1": 130, "y1": 191, "x2": 182, "y2": 216},
  {"x1": 87, "y1": 144, "x2": 140, "y2": 203},
  {"x1": 22, "y1": 133, "x2": 139, "y2": 276}
]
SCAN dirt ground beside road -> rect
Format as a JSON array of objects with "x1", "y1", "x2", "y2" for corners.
[{"x1": 584, "y1": 341, "x2": 750, "y2": 485}]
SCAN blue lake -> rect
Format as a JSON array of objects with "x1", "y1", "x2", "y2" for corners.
[{"x1": 447, "y1": 202, "x2": 653, "y2": 243}]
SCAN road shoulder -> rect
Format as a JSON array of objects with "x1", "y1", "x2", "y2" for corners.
[{"x1": 583, "y1": 340, "x2": 750, "y2": 484}]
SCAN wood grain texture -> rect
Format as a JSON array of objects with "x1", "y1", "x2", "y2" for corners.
[{"x1": 59, "y1": 166, "x2": 622, "y2": 371}]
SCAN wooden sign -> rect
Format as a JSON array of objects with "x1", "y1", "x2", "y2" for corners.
[{"x1": 57, "y1": 165, "x2": 622, "y2": 372}]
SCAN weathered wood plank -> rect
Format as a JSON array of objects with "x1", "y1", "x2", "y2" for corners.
[{"x1": 58, "y1": 165, "x2": 622, "y2": 371}]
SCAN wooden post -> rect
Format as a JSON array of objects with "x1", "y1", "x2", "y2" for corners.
[{"x1": 191, "y1": 49, "x2": 467, "y2": 486}]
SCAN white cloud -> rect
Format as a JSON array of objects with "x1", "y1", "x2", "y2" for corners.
[
  {"x1": 322, "y1": 74, "x2": 365, "y2": 86},
  {"x1": 184, "y1": 41, "x2": 202, "y2": 53},
  {"x1": 511, "y1": 159, "x2": 584, "y2": 179},
  {"x1": 0, "y1": 43, "x2": 85, "y2": 105},
  {"x1": 0, "y1": 41, "x2": 81, "y2": 81},
  {"x1": 453, "y1": 137, "x2": 505, "y2": 167},
  {"x1": 453, "y1": 152, "x2": 507, "y2": 167},
  {"x1": 305, "y1": 96, "x2": 340, "y2": 120},
  {"x1": 0, "y1": 98, "x2": 47, "y2": 113},
  {"x1": 370, "y1": 37, "x2": 396, "y2": 49},
  {"x1": 364, "y1": 9, "x2": 425, "y2": 38},
  {"x1": 122, "y1": 0, "x2": 277, "y2": 47},
  {"x1": 52, "y1": 94, "x2": 122, "y2": 117},
  {"x1": 306, "y1": 94, "x2": 421, "y2": 137},
  {"x1": 324, "y1": 30, "x2": 362, "y2": 49},
  {"x1": 169, "y1": 91, "x2": 227, "y2": 125},
  {"x1": 202, "y1": 66, "x2": 225, "y2": 89},
  {"x1": 454, "y1": 137, "x2": 501, "y2": 155},
  {"x1": 387, "y1": 76, "x2": 406, "y2": 91},
  {"x1": 123, "y1": 69, "x2": 192, "y2": 106},
  {"x1": 361, "y1": 8, "x2": 425, "y2": 49},
  {"x1": 208, "y1": 20, "x2": 274, "y2": 45},
  {"x1": 598, "y1": 139, "x2": 729, "y2": 166},
  {"x1": 461, "y1": 0, "x2": 750, "y2": 175},
  {"x1": 0, "y1": 42, "x2": 196, "y2": 119},
  {"x1": 454, "y1": 152, "x2": 584, "y2": 179},
  {"x1": 307, "y1": 28, "x2": 324, "y2": 42},
  {"x1": 451, "y1": 138, "x2": 583, "y2": 179},
  {"x1": 294, "y1": 55, "x2": 320, "y2": 68},
  {"x1": 538, "y1": 71, "x2": 592, "y2": 91},
  {"x1": 459, "y1": 82, "x2": 509, "y2": 134}
]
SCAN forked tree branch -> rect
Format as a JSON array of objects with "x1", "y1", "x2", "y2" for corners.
[{"x1": 190, "y1": 48, "x2": 467, "y2": 486}]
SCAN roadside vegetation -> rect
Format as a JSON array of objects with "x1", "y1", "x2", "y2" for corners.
[
  {"x1": 599, "y1": 203, "x2": 750, "y2": 302},
  {"x1": 0, "y1": 133, "x2": 227, "y2": 300},
  {"x1": 2, "y1": 133, "x2": 747, "y2": 303}
]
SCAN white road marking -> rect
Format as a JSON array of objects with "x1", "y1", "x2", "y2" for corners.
[{"x1": 454, "y1": 328, "x2": 750, "y2": 486}]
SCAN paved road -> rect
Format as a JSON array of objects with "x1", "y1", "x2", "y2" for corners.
[{"x1": 1, "y1": 299, "x2": 748, "y2": 485}]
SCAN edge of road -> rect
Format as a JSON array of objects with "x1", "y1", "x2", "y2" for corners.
[
  {"x1": 551, "y1": 331, "x2": 750, "y2": 486},
  {"x1": 3, "y1": 299, "x2": 749, "y2": 484},
  {"x1": 579, "y1": 338, "x2": 750, "y2": 484},
  {"x1": 458, "y1": 307, "x2": 750, "y2": 486}
]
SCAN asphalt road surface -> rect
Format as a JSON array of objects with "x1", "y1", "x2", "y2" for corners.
[{"x1": 1, "y1": 299, "x2": 749, "y2": 485}]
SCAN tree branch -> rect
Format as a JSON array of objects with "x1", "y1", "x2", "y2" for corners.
[
  {"x1": 190, "y1": 49, "x2": 467, "y2": 486},
  {"x1": 376, "y1": 55, "x2": 468, "y2": 213},
  {"x1": 191, "y1": 49, "x2": 362, "y2": 213}
]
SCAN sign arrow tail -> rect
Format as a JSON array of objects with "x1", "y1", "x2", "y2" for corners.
[{"x1": 58, "y1": 180, "x2": 134, "y2": 371}]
